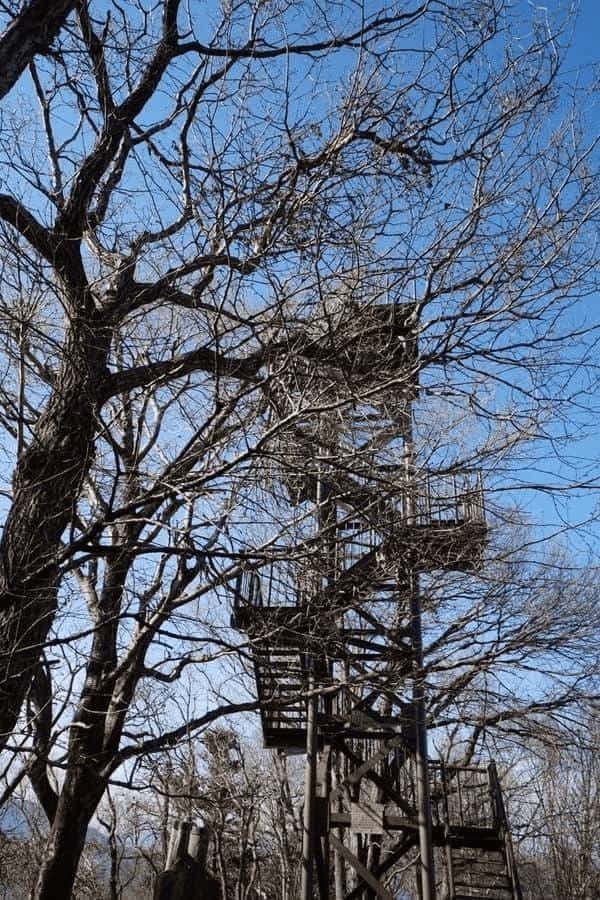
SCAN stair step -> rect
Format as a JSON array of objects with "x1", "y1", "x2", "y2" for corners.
[
  {"x1": 260, "y1": 699, "x2": 304, "y2": 707},
  {"x1": 454, "y1": 895, "x2": 512, "y2": 900},
  {"x1": 256, "y1": 669, "x2": 304, "y2": 678},
  {"x1": 257, "y1": 659, "x2": 302, "y2": 666},
  {"x1": 256, "y1": 653, "x2": 303, "y2": 660},
  {"x1": 267, "y1": 719, "x2": 305, "y2": 725},
  {"x1": 453, "y1": 869, "x2": 508, "y2": 877},
  {"x1": 256, "y1": 666, "x2": 304, "y2": 673},
  {"x1": 452, "y1": 860, "x2": 507, "y2": 869},
  {"x1": 256, "y1": 668, "x2": 304, "y2": 676},
  {"x1": 453, "y1": 894, "x2": 512, "y2": 898},
  {"x1": 269, "y1": 719, "x2": 305, "y2": 725},
  {"x1": 453, "y1": 873, "x2": 508, "y2": 881},
  {"x1": 452, "y1": 859, "x2": 507, "y2": 869},
  {"x1": 256, "y1": 662, "x2": 301, "y2": 668}
]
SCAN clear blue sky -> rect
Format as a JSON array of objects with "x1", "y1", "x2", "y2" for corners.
[
  {"x1": 570, "y1": 0, "x2": 599, "y2": 74},
  {"x1": 517, "y1": 0, "x2": 599, "y2": 554}
]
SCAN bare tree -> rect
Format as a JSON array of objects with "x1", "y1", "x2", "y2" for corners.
[
  {"x1": 422, "y1": 539, "x2": 600, "y2": 759},
  {"x1": 0, "y1": 1, "x2": 597, "y2": 896},
  {"x1": 134, "y1": 730, "x2": 303, "y2": 900},
  {"x1": 193, "y1": 730, "x2": 303, "y2": 900},
  {"x1": 507, "y1": 717, "x2": 600, "y2": 900}
]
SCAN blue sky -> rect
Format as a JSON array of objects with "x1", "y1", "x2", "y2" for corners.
[
  {"x1": 570, "y1": 0, "x2": 599, "y2": 73},
  {"x1": 447, "y1": 0, "x2": 599, "y2": 558}
]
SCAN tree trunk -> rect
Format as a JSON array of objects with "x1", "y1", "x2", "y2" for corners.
[
  {"x1": 0, "y1": 320, "x2": 109, "y2": 746},
  {"x1": 33, "y1": 767, "x2": 107, "y2": 900},
  {"x1": 0, "y1": 0, "x2": 76, "y2": 100}
]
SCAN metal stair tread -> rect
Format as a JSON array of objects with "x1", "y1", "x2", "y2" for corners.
[{"x1": 453, "y1": 895, "x2": 512, "y2": 900}]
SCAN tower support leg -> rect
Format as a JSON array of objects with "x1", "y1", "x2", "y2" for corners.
[
  {"x1": 301, "y1": 677, "x2": 318, "y2": 900},
  {"x1": 410, "y1": 581, "x2": 436, "y2": 900}
]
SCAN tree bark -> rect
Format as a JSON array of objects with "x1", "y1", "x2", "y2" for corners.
[
  {"x1": 0, "y1": 0, "x2": 76, "y2": 100},
  {"x1": 30, "y1": 532, "x2": 141, "y2": 893},
  {"x1": 27, "y1": 660, "x2": 58, "y2": 824},
  {"x1": 33, "y1": 766, "x2": 107, "y2": 899},
  {"x1": 0, "y1": 317, "x2": 110, "y2": 746}
]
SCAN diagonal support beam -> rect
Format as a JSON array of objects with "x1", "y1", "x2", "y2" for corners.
[
  {"x1": 330, "y1": 833, "x2": 395, "y2": 900},
  {"x1": 343, "y1": 833, "x2": 418, "y2": 900},
  {"x1": 335, "y1": 737, "x2": 417, "y2": 817}
]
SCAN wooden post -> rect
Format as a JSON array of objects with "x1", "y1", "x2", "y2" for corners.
[
  {"x1": 409, "y1": 576, "x2": 436, "y2": 900},
  {"x1": 440, "y1": 763, "x2": 456, "y2": 899},
  {"x1": 315, "y1": 747, "x2": 331, "y2": 898},
  {"x1": 403, "y1": 406, "x2": 436, "y2": 900},
  {"x1": 332, "y1": 756, "x2": 346, "y2": 900},
  {"x1": 301, "y1": 672, "x2": 318, "y2": 900}
]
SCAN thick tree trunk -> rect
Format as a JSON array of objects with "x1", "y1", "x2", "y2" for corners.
[
  {"x1": 29, "y1": 523, "x2": 143, "y2": 892},
  {"x1": 33, "y1": 767, "x2": 107, "y2": 900},
  {"x1": 0, "y1": 322, "x2": 109, "y2": 746},
  {"x1": 0, "y1": 0, "x2": 76, "y2": 100}
]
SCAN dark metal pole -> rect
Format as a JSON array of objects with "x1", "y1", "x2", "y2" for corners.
[
  {"x1": 301, "y1": 670, "x2": 318, "y2": 900},
  {"x1": 301, "y1": 442, "x2": 328, "y2": 900},
  {"x1": 410, "y1": 578, "x2": 436, "y2": 900},
  {"x1": 403, "y1": 407, "x2": 436, "y2": 900}
]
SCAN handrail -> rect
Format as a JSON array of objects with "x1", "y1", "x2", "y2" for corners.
[
  {"x1": 438, "y1": 763, "x2": 456, "y2": 898},
  {"x1": 233, "y1": 473, "x2": 486, "y2": 612},
  {"x1": 488, "y1": 763, "x2": 523, "y2": 900},
  {"x1": 428, "y1": 762, "x2": 495, "y2": 829}
]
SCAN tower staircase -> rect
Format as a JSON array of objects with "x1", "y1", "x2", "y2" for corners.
[{"x1": 231, "y1": 299, "x2": 522, "y2": 898}]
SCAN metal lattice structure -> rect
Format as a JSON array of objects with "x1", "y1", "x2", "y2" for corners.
[{"x1": 232, "y1": 301, "x2": 522, "y2": 899}]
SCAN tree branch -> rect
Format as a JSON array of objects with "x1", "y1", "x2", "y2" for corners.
[
  {"x1": 101, "y1": 345, "x2": 264, "y2": 399},
  {"x1": 58, "y1": 0, "x2": 182, "y2": 235},
  {"x1": 110, "y1": 699, "x2": 261, "y2": 770},
  {"x1": 177, "y1": 5, "x2": 429, "y2": 60},
  {"x1": 0, "y1": 0, "x2": 76, "y2": 100},
  {"x1": 0, "y1": 195, "x2": 59, "y2": 264}
]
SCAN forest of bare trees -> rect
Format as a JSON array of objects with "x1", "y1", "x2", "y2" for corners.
[{"x1": 0, "y1": 0, "x2": 597, "y2": 897}]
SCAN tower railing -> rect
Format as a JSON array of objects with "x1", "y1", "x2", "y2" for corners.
[
  {"x1": 429, "y1": 762, "x2": 498, "y2": 830},
  {"x1": 337, "y1": 471, "x2": 485, "y2": 566},
  {"x1": 233, "y1": 472, "x2": 486, "y2": 619}
]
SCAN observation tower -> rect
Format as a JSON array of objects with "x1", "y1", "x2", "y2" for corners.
[{"x1": 232, "y1": 300, "x2": 522, "y2": 900}]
